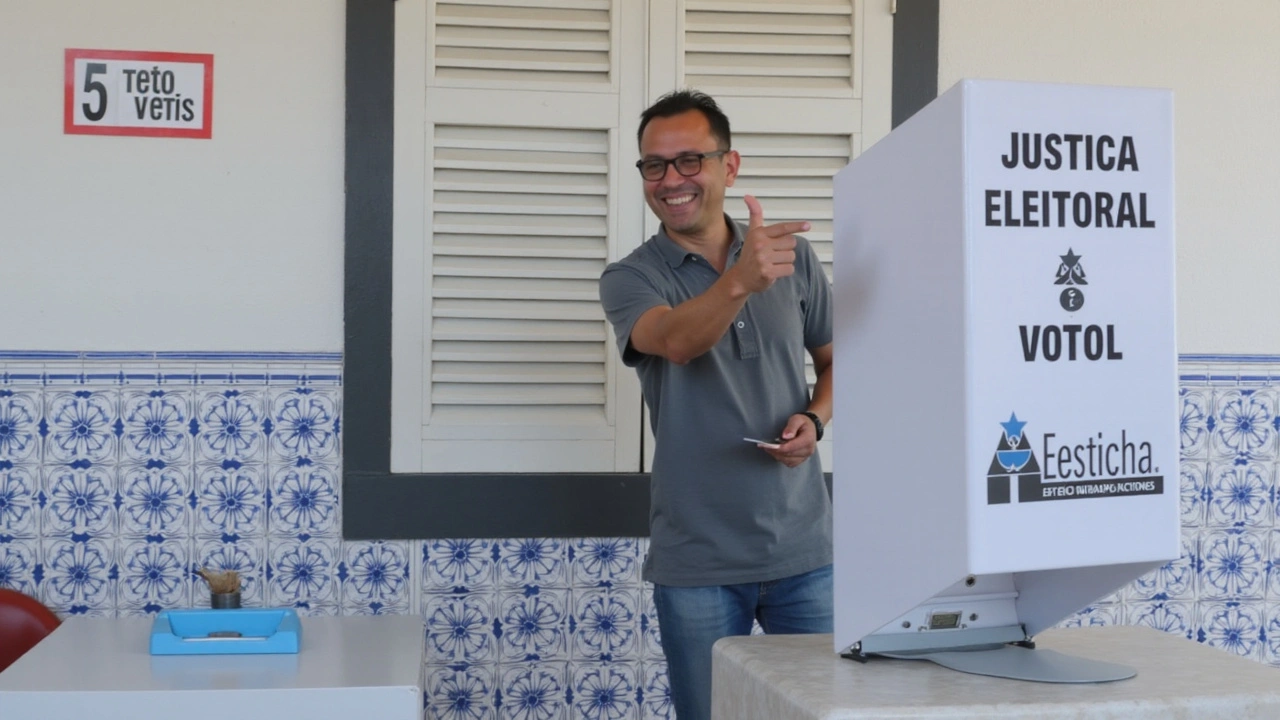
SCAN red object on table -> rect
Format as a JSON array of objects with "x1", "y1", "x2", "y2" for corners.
[{"x1": 0, "y1": 588, "x2": 60, "y2": 673}]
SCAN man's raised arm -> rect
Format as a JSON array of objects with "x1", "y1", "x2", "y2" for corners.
[{"x1": 628, "y1": 195, "x2": 810, "y2": 364}]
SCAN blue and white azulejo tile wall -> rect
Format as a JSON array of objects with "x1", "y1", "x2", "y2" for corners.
[
  {"x1": 2, "y1": 352, "x2": 1278, "y2": 718},
  {"x1": 0, "y1": 352, "x2": 355, "y2": 616},
  {"x1": 421, "y1": 536, "x2": 668, "y2": 720},
  {"x1": 0, "y1": 351, "x2": 668, "y2": 720},
  {"x1": 1060, "y1": 357, "x2": 1280, "y2": 668}
]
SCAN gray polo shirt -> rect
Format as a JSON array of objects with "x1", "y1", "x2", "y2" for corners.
[{"x1": 599, "y1": 218, "x2": 833, "y2": 586}]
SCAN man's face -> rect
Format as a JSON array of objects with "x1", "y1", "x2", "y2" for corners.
[{"x1": 638, "y1": 110, "x2": 739, "y2": 240}]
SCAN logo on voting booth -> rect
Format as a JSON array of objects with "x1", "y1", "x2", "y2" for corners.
[
  {"x1": 1055, "y1": 248, "x2": 1087, "y2": 311},
  {"x1": 986, "y1": 413, "x2": 1040, "y2": 504},
  {"x1": 987, "y1": 413, "x2": 1164, "y2": 505}
]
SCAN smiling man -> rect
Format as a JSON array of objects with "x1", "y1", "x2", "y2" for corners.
[{"x1": 598, "y1": 90, "x2": 835, "y2": 720}]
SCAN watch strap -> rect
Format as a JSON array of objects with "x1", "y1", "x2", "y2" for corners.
[{"x1": 801, "y1": 411, "x2": 824, "y2": 441}]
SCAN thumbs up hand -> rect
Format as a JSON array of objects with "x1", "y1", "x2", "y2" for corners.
[{"x1": 731, "y1": 194, "x2": 810, "y2": 294}]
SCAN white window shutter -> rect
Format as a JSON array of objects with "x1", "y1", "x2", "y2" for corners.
[
  {"x1": 393, "y1": 0, "x2": 645, "y2": 473},
  {"x1": 433, "y1": 0, "x2": 613, "y2": 87},
  {"x1": 427, "y1": 124, "x2": 610, "y2": 429},
  {"x1": 683, "y1": 0, "x2": 858, "y2": 97}
]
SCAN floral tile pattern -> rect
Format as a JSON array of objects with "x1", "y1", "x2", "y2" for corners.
[
  {"x1": 0, "y1": 391, "x2": 41, "y2": 465},
  {"x1": 501, "y1": 662, "x2": 568, "y2": 720},
  {"x1": 1061, "y1": 370, "x2": 1280, "y2": 665},
  {"x1": 0, "y1": 355, "x2": 347, "y2": 619},
  {"x1": 499, "y1": 588, "x2": 569, "y2": 661},
  {"x1": 5, "y1": 353, "x2": 1280, "y2": 716}
]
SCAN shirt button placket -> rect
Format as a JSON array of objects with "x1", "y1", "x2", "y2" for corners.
[{"x1": 735, "y1": 311, "x2": 760, "y2": 359}]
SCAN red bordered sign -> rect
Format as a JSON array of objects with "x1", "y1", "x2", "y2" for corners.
[{"x1": 64, "y1": 48, "x2": 214, "y2": 139}]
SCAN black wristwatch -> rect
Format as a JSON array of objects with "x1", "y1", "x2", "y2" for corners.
[{"x1": 801, "y1": 411, "x2": 825, "y2": 441}]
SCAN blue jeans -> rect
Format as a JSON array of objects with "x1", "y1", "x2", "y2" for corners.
[{"x1": 651, "y1": 564, "x2": 833, "y2": 720}]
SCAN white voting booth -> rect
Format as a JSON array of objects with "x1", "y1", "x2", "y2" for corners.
[{"x1": 831, "y1": 79, "x2": 1178, "y2": 680}]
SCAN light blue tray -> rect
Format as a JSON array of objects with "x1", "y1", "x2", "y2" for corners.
[{"x1": 150, "y1": 608, "x2": 302, "y2": 655}]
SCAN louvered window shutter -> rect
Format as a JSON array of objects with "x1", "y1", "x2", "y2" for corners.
[
  {"x1": 392, "y1": 0, "x2": 645, "y2": 473},
  {"x1": 683, "y1": 0, "x2": 856, "y2": 97},
  {"x1": 428, "y1": 125, "x2": 610, "y2": 422},
  {"x1": 433, "y1": 0, "x2": 612, "y2": 86}
]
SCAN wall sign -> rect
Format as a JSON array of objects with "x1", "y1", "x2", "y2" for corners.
[{"x1": 64, "y1": 48, "x2": 213, "y2": 138}]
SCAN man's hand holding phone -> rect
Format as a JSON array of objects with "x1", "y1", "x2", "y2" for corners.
[{"x1": 747, "y1": 413, "x2": 821, "y2": 468}]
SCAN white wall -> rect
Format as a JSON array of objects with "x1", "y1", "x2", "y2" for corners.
[
  {"x1": 938, "y1": 0, "x2": 1280, "y2": 355},
  {"x1": 0, "y1": 0, "x2": 345, "y2": 351}
]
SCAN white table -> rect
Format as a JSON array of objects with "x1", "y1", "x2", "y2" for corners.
[
  {"x1": 712, "y1": 625, "x2": 1280, "y2": 719},
  {"x1": 0, "y1": 614, "x2": 424, "y2": 720}
]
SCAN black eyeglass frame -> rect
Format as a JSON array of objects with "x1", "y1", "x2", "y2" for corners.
[{"x1": 634, "y1": 150, "x2": 730, "y2": 181}]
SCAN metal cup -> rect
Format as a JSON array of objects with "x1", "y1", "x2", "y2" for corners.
[{"x1": 210, "y1": 590, "x2": 241, "y2": 609}]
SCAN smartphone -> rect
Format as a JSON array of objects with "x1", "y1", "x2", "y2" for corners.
[{"x1": 743, "y1": 436, "x2": 783, "y2": 449}]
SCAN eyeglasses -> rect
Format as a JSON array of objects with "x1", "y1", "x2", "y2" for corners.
[{"x1": 635, "y1": 150, "x2": 728, "y2": 181}]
